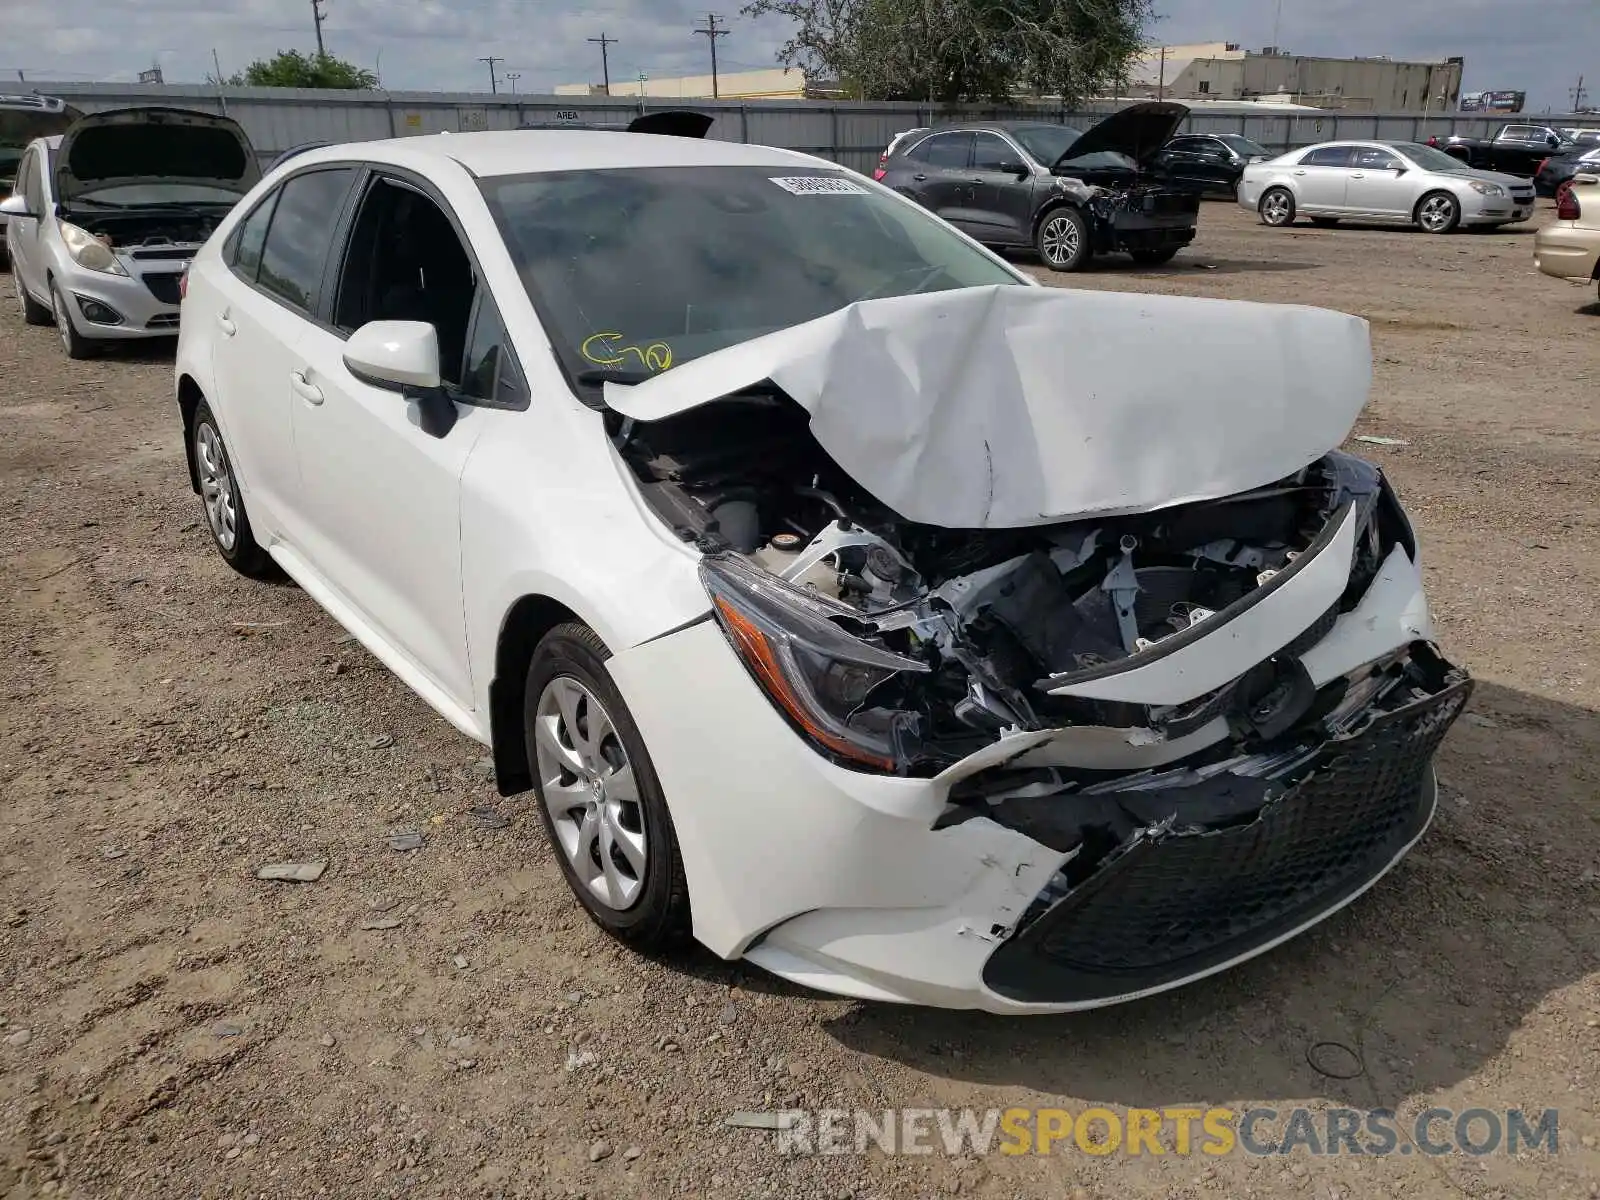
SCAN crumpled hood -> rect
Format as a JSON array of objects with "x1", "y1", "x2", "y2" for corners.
[
  {"x1": 1054, "y1": 101, "x2": 1189, "y2": 169},
  {"x1": 604, "y1": 284, "x2": 1372, "y2": 529},
  {"x1": 55, "y1": 107, "x2": 259, "y2": 204}
]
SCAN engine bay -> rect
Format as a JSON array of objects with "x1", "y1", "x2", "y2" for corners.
[
  {"x1": 615, "y1": 392, "x2": 1403, "y2": 775},
  {"x1": 60, "y1": 207, "x2": 223, "y2": 252}
]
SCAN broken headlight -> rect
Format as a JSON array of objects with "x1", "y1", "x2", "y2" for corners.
[{"x1": 701, "y1": 556, "x2": 928, "y2": 772}]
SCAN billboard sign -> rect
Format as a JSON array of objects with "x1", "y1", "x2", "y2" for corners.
[{"x1": 1460, "y1": 90, "x2": 1525, "y2": 114}]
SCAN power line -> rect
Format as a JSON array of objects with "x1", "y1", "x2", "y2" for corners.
[
  {"x1": 691, "y1": 12, "x2": 729, "y2": 99},
  {"x1": 311, "y1": 0, "x2": 329, "y2": 57},
  {"x1": 587, "y1": 32, "x2": 617, "y2": 96},
  {"x1": 477, "y1": 54, "x2": 504, "y2": 94}
]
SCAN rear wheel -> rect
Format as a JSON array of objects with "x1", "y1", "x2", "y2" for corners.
[
  {"x1": 1259, "y1": 187, "x2": 1296, "y2": 227},
  {"x1": 1035, "y1": 207, "x2": 1091, "y2": 272},
  {"x1": 1416, "y1": 191, "x2": 1461, "y2": 234},
  {"x1": 15, "y1": 270, "x2": 51, "y2": 325},
  {"x1": 192, "y1": 400, "x2": 276, "y2": 579},
  {"x1": 50, "y1": 284, "x2": 93, "y2": 359},
  {"x1": 525, "y1": 623, "x2": 690, "y2": 951}
]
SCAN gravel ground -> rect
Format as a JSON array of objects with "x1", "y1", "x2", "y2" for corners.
[{"x1": 2, "y1": 200, "x2": 1598, "y2": 1200}]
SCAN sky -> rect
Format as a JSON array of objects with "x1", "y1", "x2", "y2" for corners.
[{"x1": 0, "y1": 0, "x2": 1594, "y2": 112}]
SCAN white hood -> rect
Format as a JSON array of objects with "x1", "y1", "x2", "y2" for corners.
[{"x1": 605, "y1": 284, "x2": 1372, "y2": 529}]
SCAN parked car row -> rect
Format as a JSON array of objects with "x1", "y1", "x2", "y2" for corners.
[
  {"x1": 1534, "y1": 171, "x2": 1600, "y2": 302},
  {"x1": 5, "y1": 105, "x2": 1476, "y2": 1013}
]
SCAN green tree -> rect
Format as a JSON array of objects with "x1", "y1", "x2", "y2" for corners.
[
  {"x1": 742, "y1": 0, "x2": 1152, "y2": 105},
  {"x1": 217, "y1": 50, "x2": 377, "y2": 90}
]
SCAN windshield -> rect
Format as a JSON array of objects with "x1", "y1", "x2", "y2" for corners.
[
  {"x1": 1388, "y1": 142, "x2": 1480, "y2": 173},
  {"x1": 1217, "y1": 134, "x2": 1271, "y2": 158},
  {"x1": 480, "y1": 166, "x2": 1024, "y2": 384},
  {"x1": 1008, "y1": 124, "x2": 1082, "y2": 165}
]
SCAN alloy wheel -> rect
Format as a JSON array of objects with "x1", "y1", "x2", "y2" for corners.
[
  {"x1": 1041, "y1": 215, "x2": 1079, "y2": 266},
  {"x1": 194, "y1": 422, "x2": 238, "y2": 552},
  {"x1": 1262, "y1": 191, "x2": 1293, "y2": 225},
  {"x1": 53, "y1": 291, "x2": 73, "y2": 351},
  {"x1": 534, "y1": 676, "x2": 647, "y2": 911},
  {"x1": 1419, "y1": 194, "x2": 1457, "y2": 233}
]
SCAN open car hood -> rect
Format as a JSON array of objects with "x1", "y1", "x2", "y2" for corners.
[
  {"x1": 55, "y1": 107, "x2": 260, "y2": 204},
  {"x1": 604, "y1": 284, "x2": 1372, "y2": 529},
  {"x1": 1053, "y1": 101, "x2": 1189, "y2": 169}
]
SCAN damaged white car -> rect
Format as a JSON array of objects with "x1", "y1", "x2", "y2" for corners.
[{"x1": 175, "y1": 131, "x2": 1470, "y2": 1013}]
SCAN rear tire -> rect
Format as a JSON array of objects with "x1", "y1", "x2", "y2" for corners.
[
  {"x1": 192, "y1": 400, "x2": 277, "y2": 579},
  {"x1": 1259, "y1": 187, "x2": 1296, "y2": 227},
  {"x1": 524, "y1": 623, "x2": 691, "y2": 952},
  {"x1": 50, "y1": 284, "x2": 93, "y2": 359},
  {"x1": 1130, "y1": 247, "x2": 1180, "y2": 266},
  {"x1": 16, "y1": 270, "x2": 51, "y2": 325},
  {"x1": 1035, "y1": 206, "x2": 1091, "y2": 272}
]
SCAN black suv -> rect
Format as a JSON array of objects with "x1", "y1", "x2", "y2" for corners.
[{"x1": 879, "y1": 103, "x2": 1200, "y2": 271}]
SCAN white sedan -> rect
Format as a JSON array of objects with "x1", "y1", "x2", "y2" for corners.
[
  {"x1": 174, "y1": 130, "x2": 1470, "y2": 1013},
  {"x1": 1239, "y1": 140, "x2": 1535, "y2": 232}
]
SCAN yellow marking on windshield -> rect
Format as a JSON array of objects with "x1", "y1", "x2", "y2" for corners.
[{"x1": 581, "y1": 331, "x2": 674, "y2": 373}]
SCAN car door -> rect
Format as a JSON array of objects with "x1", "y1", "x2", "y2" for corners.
[
  {"x1": 286, "y1": 171, "x2": 513, "y2": 707},
  {"x1": 9, "y1": 146, "x2": 45, "y2": 296},
  {"x1": 966, "y1": 132, "x2": 1034, "y2": 244},
  {"x1": 1152, "y1": 136, "x2": 1204, "y2": 188},
  {"x1": 1291, "y1": 146, "x2": 1356, "y2": 212},
  {"x1": 1186, "y1": 138, "x2": 1238, "y2": 191},
  {"x1": 206, "y1": 167, "x2": 359, "y2": 545},
  {"x1": 1344, "y1": 146, "x2": 1414, "y2": 218},
  {"x1": 901, "y1": 132, "x2": 976, "y2": 226}
]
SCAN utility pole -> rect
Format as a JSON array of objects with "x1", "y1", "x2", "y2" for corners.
[
  {"x1": 478, "y1": 55, "x2": 504, "y2": 94},
  {"x1": 311, "y1": 0, "x2": 328, "y2": 57},
  {"x1": 692, "y1": 12, "x2": 729, "y2": 99},
  {"x1": 1157, "y1": 45, "x2": 1166, "y2": 100},
  {"x1": 506, "y1": 71, "x2": 521, "y2": 94},
  {"x1": 1572, "y1": 75, "x2": 1589, "y2": 112},
  {"x1": 587, "y1": 32, "x2": 617, "y2": 96}
]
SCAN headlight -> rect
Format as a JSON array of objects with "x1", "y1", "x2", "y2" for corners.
[
  {"x1": 58, "y1": 221, "x2": 128, "y2": 275},
  {"x1": 1469, "y1": 182, "x2": 1506, "y2": 197},
  {"x1": 701, "y1": 555, "x2": 928, "y2": 773}
]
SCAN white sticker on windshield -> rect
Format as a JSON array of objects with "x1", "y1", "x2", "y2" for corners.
[{"x1": 770, "y1": 175, "x2": 870, "y2": 196}]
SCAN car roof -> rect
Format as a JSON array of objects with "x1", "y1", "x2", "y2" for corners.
[{"x1": 282, "y1": 129, "x2": 822, "y2": 179}]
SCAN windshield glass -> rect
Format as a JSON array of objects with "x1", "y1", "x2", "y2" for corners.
[
  {"x1": 480, "y1": 166, "x2": 1025, "y2": 383},
  {"x1": 1388, "y1": 142, "x2": 1479, "y2": 173},
  {"x1": 70, "y1": 182, "x2": 247, "y2": 206},
  {"x1": 1217, "y1": 134, "x2": 1270, "y2": 157},
  {"x1": 1008, "y1": 124, "x2": 1082, "y2": 165}
]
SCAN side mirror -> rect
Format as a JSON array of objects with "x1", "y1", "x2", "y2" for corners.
[
  {"x1": 1548, "y1": 136, "x2": 1561, "y2": 149},
  {"x1": 0, "y1": 194, "x2": 35, "y2": 218},
  {"x1": 998, "y1": 159, "x2": 1029, "y2": 178},
  {"x1": 343, "y1": 320, "x2": 457, "y2": 438}
]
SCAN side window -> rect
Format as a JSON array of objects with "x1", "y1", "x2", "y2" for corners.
[
  {"x1": 227, "y1": 190, "x2": 279, "y2": 282},
  {"x1": 970, "y1": 133, "x2": 1017, "y2": 172},
  {"x1": 1301, "y1": 146, "x2": 1355, "y2": 167},
  {"x1": 459, "y1": 293, "x2": 528, "y2": 408},
  {"x1": 1165, "y1": 138, "x2": 1201, "y2": 154},
  {"x1": 1353, "y1": 147, "x2": 1402, "y2": 170},
  {"x1": 22, "y1": 148, "x2": 44, "y2": 213},
  {"x1": 331, "y1": 177, "x2": 477, "y2": 388},
  {"x1": 917, "y1": 133, "x2": 974, "y2": 169},
  {"x1": 257, "y1": 168, "x2": 357, "y2": 313}
]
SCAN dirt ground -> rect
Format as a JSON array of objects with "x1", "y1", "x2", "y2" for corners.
[{"x1": 2, "y1": 199, "x2": 1598, "y2": 1200}]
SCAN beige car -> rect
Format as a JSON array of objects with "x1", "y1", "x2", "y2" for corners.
[{"x1": 1534, "y1": 173, "x2": 1600, "y2": 301}]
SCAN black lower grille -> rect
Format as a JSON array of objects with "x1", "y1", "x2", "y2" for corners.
[
  {"x1": 983, "y1": 676, "x2": 1470, "y2": 1004},
  {"x1": 141, "y1": 274, "x2": 182, "y2": 305}
]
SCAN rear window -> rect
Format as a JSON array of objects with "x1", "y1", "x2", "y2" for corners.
[{"x1": 256, "y1": 168, "x2": 356, "y2": 313}]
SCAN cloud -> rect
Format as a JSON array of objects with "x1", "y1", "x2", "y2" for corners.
[{"x1": 0, "y1": 0, "x2": 1591, "y2": 110}]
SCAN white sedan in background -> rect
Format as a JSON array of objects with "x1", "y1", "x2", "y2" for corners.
[
  {"x1": 173, "y1": 129, "x2": 1469, "y2": 1013},
  {"x1": 1239, "y1": 140, "x2": 1535, "y2": 233}
]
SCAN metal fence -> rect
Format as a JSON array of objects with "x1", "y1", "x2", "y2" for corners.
[{"x1": 37, "y1": 82, "x2": 1600, "y2": 175}]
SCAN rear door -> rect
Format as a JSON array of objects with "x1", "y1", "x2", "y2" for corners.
[
  {"x1": 206, "y1": 166, "x2": 359, "y2": 545},
  {"x1": 966, "y1": 132, "x2": 1033, "y2": 244},
  {"x1": 900, "y1": 132, "x2": 975, "y2": 225},
  {"x1": 1292, "y1": 146, "x2": 1356, "y2": 211}
]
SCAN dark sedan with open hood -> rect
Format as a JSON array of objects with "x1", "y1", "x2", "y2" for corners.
[{"x1": 879, "y1": 102, "x2": 1201, "y2": 271}]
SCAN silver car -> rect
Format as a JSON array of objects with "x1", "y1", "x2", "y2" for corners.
[
  {"x1": 1238, "y1": 140, "x2": 1535, "y2": 234},
  {"x1": 2, "y1": 107, "x2": 258, "y2": 357}
]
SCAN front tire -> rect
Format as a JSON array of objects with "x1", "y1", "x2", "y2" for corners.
[
  {"x1": 1259, "y1": 187, "x2": 1296, "y2": 227},
  {"x1": 1416, "y1": 191, "x2": 1461, "y2": 234},
  {"x1": 525, "y1": 623, "x2": 690, "y2": 951},
  {"x1": 50, "y1": 284, "x2": 93, "y2": 359},
  {"x1": 192, "y1": 401, "x2": 276, "y2": 578},
  {"x1": 16, "y1": 269, "x2": 50, "y2": 325},
  {"x1": 1035, "y1": 207, "x2": 1091, "y2": 272}
]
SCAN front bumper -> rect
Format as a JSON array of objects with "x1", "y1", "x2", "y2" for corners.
[
  {"x1": 1461, "y1": 191, "x2": 1537, "y2": 226},
  {"x1": 607, "y1": 537, "x2": 1467, "y2": 1013},
  {"x1": 53, "y1": 257, "x2": 185, "y2": 340},
  {"x1": 1535, "y1": 222, "x2": 1600, "y2": 281}
]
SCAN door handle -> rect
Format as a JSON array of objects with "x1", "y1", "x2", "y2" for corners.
[
  {"x1": 1293, "y1": 170, "x2": 1307, "y2": 176},
  {"x1": 290, "y1": 370, "x2": 324, "y2": 406},
  {"x1": 912, "y1": 173, "x2": 928, "y2": 182},
  {"x1": 1351, "y1": 172, "x2": 1366, "y2": 179},
  {"x1": 216, "y1": 313, "x2": 236, "y2": 337}
]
